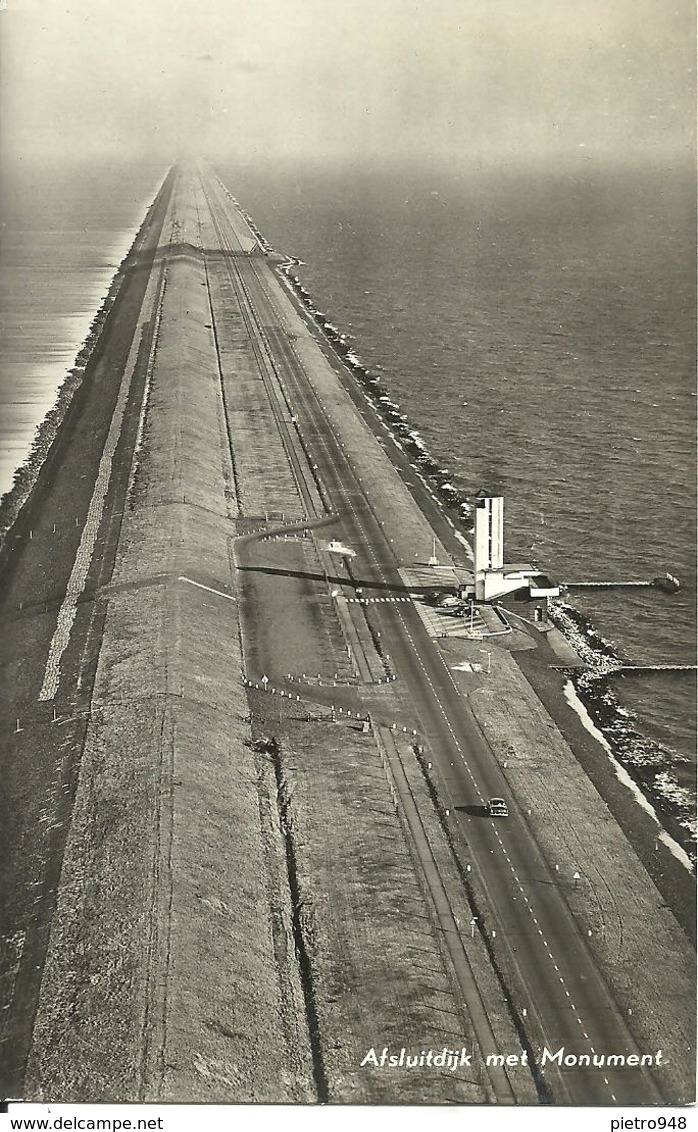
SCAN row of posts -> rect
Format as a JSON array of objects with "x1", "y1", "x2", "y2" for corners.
[
  {"x1": 14, "y1": 706, "x2": 61, "y2": 732},
  {"x1": 22, "y1": 518, "x2": 81, "y2": 540}
]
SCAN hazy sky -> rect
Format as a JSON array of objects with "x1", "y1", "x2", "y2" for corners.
[{"x1": 1, "y1": 0, "x2": 694, "y2": 167}]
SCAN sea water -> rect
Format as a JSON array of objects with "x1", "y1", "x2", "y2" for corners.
[{"x1": 0, "y1": 156, "x2": 165, "y2": 499}]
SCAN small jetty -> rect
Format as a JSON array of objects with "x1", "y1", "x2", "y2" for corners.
[
  {"x1": 615, "y1": 663, "x2": 696, "y2": 675},
  {"x1": 562, "y1": 573, "x2": 680, "y2": 595},
  {"x1": 554, "y1": 662, "x2": 696, "y2": 679}
]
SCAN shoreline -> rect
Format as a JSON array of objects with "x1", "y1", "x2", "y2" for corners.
[
  {"x1": 0, "y1": 168, "x2": 178, "y2": 1099},
  {"x1": 0, "y1": 171, "x2": 170, "y2": 554},
  {"x1": 549, "y1": 600, "x2": 696, "y2": 850},
  {"x1": 562, "y1": 680, "x2": 693, "y2": 872}
]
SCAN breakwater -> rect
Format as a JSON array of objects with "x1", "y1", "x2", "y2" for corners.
[{"x1": 549, "y1": 599, "x2": 696, "y2": 855}]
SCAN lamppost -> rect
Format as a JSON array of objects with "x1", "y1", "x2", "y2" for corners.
[{"x1": 463, "y1": 600, "x2": 476, "y2": 635}]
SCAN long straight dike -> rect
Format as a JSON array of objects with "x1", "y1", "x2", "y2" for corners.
[{"x1": 0, "y1": 162, "x2": 693, "y2": 1106}]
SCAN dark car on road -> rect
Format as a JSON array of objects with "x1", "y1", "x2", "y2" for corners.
[{"x1": 487, "y1": 797, "x2": 509, "y2": 817}]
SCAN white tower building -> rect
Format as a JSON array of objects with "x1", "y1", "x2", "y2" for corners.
[{"x1": 474, "y1": 491, "x2": 504, "y2": 600}]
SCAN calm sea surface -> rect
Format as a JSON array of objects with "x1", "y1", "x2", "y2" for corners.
[
  {"x1": 1, "y1": 156, "x2": 695, "y2": 826},
  {"x1": 0, "y1": 158, "x2": 165, "y2": 497}
]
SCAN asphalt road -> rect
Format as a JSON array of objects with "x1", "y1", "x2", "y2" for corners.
[{"x1": 199, "y1": 169, "x2": 669, "y2": 1106}]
